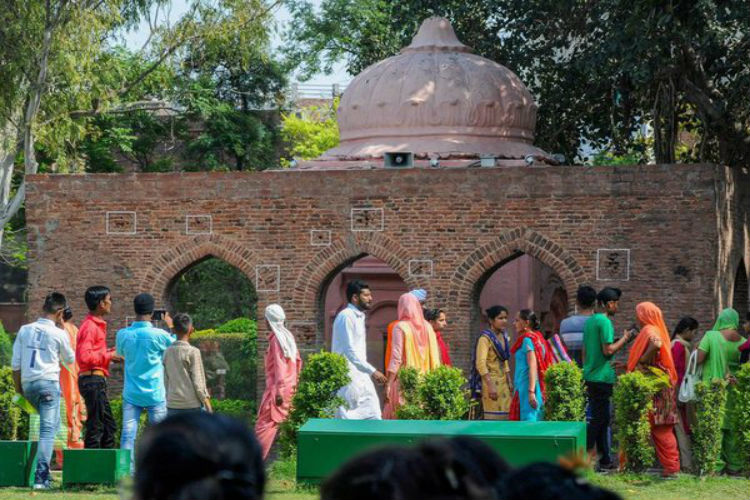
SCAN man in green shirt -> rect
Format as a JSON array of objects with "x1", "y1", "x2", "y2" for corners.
[{"x1": 583, "y1": 287, "x2": 633, "y2": 469}]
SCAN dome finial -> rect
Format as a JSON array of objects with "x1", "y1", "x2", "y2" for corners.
[{"x1": 402, "y1": 16, "x2": 472, "y2": 54}]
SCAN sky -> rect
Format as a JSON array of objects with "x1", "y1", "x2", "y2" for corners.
[{"x1": 120, "y1": 0, "x2": 352, "y2": 86}]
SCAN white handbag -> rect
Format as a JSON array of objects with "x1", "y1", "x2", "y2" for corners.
[{"x1": 678, "y1": 348, "x2": 700, "y2": 403}]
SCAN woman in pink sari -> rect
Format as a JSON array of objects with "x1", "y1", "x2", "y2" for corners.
[
  {"x1": 383, "y1": 293, "x2": 441, "y2": 419},
  {"x1": 254, "y1": 304, "x2": 302, "y2": 460}
]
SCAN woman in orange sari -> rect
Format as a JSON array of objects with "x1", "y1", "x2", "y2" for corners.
[
  {"x1": 383, "y1": 293, "x2": 441, "y2": 419},
  {"x1": 626, "y1": 302, "x2": 680, "y2": 476}
]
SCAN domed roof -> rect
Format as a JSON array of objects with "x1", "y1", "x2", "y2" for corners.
[{"x1": 320, "y1": 17, "x2": 549, "y2": 161}]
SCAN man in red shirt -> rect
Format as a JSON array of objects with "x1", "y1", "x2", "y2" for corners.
[{"x1": 76, "y1": 286, "x2": 122, "y2": 448}]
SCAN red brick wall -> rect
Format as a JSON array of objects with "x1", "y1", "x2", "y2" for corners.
[{"x1": 24, "y1": 164, "x2": 732, "y2": 392}]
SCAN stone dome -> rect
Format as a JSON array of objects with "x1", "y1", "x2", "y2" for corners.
[{"x1": 320, "y1": 17, "x2": 550, "y2": 161}]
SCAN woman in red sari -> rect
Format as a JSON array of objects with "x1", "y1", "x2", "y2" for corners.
[{"x1": 627, "y1": 302, "x2": 680, "y2": 476}]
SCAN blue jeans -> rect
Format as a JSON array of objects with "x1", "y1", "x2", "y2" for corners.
[
  {"x1": 120, "y1": 400, "x2": 167, "y2": 471},
  {"x1": 23, "y1": 379, "x2": 61, "y2": 486}
]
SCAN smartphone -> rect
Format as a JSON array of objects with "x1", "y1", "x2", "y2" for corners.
[{"x1": 152, "y1": 309, "x2": 166, "y2": 321}]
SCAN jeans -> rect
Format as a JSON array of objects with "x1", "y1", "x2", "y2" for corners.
[
  {"x1": 586, "y1": 381, "x2": 613, "y2": 466},
  {"x1": 22, "y1": 379, "x2": 61, "y2": 486},
  {"x1": 78, "y1": 375, "x2": 116, "y2": 449},
  {"x1": 120, "y1": 400, "x2": 167, "y2": 471}
]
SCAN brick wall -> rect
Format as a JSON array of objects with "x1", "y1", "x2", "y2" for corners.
[{"x1": 24, "y1": 163, "x2": 736, "y2": 393}]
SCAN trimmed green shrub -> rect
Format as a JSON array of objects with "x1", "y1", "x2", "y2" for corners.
[
  {"x1": 693, "y1": 378, "x2": 728, "y2": 476},
  {"x1": 278, "y1": 351, "x2": 349, "y2": 457},
  {"x1": 216, "y1": 317, "x2": 256, "y2": 335},
  {"x1": 190, "y1": 331, "x2": 255, "y2": 401},
  {"x1": 729, "y1": 363, "x2": 750, "y2": 474},
  {"x1": 613, "y1": 369, "x2": 669, "y2": 472},
  {"x1": 211, "y1": 398, "x2": 256, "y2": 425},
  {"x1": 544, "y1": 362, "x2": 586, "y2": 421},
  {"x1": 0, "y1": 366, "x2": 21, "y2": 439},
  {"x1": 396, "y1": 365, "x2": 473, "y2": 420},
  {"x1": 0, "y1": 321, "x2": 12, "y2": 367}
]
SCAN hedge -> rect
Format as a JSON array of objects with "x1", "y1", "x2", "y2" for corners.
[
  {"x1": 613, "y1": 369, "x2": 669, "y2": 472},
  {"x1": 543, "y1": 362, "x2": 586, "y2": 422},
  {"x1": 693, "y1": 378, "x2": 728, "y2": 476},
  {"x1": 0, "y1": 366, "x2": 21, "y2": 440},
  {"x1": 278, "y1": 351, "x2": 349, "y2": 457},
  {"x1": 728, "y1": 363, "x2": 750, "y2": 475},
  {"x1": 396, "y1": 365, "x2": 472, "y2": 420},
  {"x1": 190, "y1": 331, "x2": 255, "y2": 401}
]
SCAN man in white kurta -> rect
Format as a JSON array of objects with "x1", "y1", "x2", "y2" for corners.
[{"x1": 331, "y1": 280, "x2": 387, "y2": 419}]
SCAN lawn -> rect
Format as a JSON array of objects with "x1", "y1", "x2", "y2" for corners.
[{"x1": 0, "y1": 462, "x2": 747, "y2": 500}]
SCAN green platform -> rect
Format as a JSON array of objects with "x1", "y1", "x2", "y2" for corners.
[
  {"x1": 0, "y1": 441, "x2": 39, "y2": 487},
  {"x1": 62, "y1": 449, "x2": 131, "y2": 486},
  {"x1": 297, "y1": 419, "x2": 586, "y2": 484}
]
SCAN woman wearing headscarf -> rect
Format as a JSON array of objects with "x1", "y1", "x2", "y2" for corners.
[
  {"x1": 697, "y1": 307, "x2": 746, "y2": 473},
  {"x1": 383, "y1": 293, "x2": 441, "y2": 419},
  {"x1": 626, "y1": 302, "x2": 680, "y2": 476},
  {"x1": 254, "y1": 304, "x2": 302, "y2": 460}
]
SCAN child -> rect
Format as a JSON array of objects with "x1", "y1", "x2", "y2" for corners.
[{"x1": 163, "y1": 313, "x2": 213, "y2": 416}]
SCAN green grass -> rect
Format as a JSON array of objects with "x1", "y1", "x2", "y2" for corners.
[{"x1": 0, "y1": 465, "x2": 747, "y2": 500}]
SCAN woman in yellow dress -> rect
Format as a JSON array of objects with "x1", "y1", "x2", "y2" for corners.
[{"x1": 471, "y1": 306, "x2": 513, "y2": 420}]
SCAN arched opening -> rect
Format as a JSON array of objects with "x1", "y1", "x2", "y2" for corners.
[
  {"x1": 319, "y1": 254, "x2": 409, "y2": 376},
  {"x1": 733, "y1": 260, "x2": 749, "y2": 314},
  {"x1": 167, "y1": 255, "x2": 257, "y2": 329},
  {"x1": 166, "y1": 256, "x2": 257, "y2": 402},
  {"x1": 475, "y1": 252, "x2": 569, "y2": 338}
]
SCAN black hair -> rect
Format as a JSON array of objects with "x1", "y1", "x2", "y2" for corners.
[
  {"x1": 43, "y1": 292, "x2": 67, "y2": 314},
  {"x1": 596, "y1": 287, "x2": 622, "y2": 307},
  {"x1": 85, "y1": 286, "x2": 110, "y2": 312},
  {"x1": 497, "y1": 462, "x2": 621, "y2": 500},
  {"x1": 134, "y1": 412, "x2": 264, "y2": 500},
  {"x1": 346, "y1": 280, "x2": 370, "y2": 303},
  {"x1": 486, "y1": 305, "x2": 508, "y2": 321},
  {"x1": 321, "y1": 437, "x2": 506, "y2": 500},
  {"x1": 672, "y1": 316, "x2": 699, "y2": 339},
  {"x1": 173, "y1": 313, "x2": 193, "y2": 335},
  {"x1": 576, "y1": 285, "x2": 597, "y2": 309},
  {"x1": 519, "y1": 309, "x2": 540, "y2": 330},
  {"x1": 423, "y1": 308, "x2": 445, "y2": 321}
]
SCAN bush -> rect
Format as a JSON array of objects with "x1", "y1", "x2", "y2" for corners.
[
  {"x1": 278, "y1": 351, "x2": 349, "y2": 457},
  {"x1": 190, "y1": 331, "x2": 255, "y2": 401},
  {"x1": 211, "y1": 398, "x2": 256, "y2": 425},
  {"x1": 216, "y1": 317, "x2": 256, "y2": 335},
  {"x1": 0, "y1": 321, "x2": 12, "y2": 367},
  {"x1": 613, "y1": 369, "x2": 669, "y2": 472},
  {"x1": 544, "y1": 362, "x2": 586, "y2": 422},
  {"x1": 693, "y1": 378, "x2": 728, "y2": 476},
  {"x1": 0, "y1": 366, "x2": 21, "y2": 439},
  {"x1": 728, "y1": 364, "x2": 750, "y2": 474},
  {"x1": 396, "y1": 365, "x2": 472, "y2": 420}
]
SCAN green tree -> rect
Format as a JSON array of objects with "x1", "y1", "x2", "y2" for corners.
[
  {"x1": 280, "y1": 101, "x2": 339, "y2": 164},
  {"x1": 168, "y1": 257, "x2": 257, "y2": 330},
  {"x1": 283, "y1": 0, "x2": 750, "y2": 165}
]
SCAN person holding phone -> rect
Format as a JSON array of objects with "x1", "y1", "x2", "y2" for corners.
[
  {"x1": 11, "y1": 292, "x2": 75, "y2": 489},
  {"x1": 115, "y1": 293, "x2": 175, "y2": 470}
]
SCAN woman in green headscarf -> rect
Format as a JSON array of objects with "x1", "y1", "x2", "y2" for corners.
[{"x1": 697, "y1": 307, "x2": 746, "y2": 473}]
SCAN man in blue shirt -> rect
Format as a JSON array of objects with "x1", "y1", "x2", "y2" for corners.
[
  {"x1": 116, "y1": 293, "x2": 174, "y2": 466},
  {"x1": 559, "y1": 285, "x2": 597, "y2": 366}
]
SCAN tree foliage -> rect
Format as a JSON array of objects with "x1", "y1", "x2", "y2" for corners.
[
  {"x1": 168, "y1": 257, "x2": 257, "y2": 330},
  {"x1": 280, "y1": 101, "x2": 339, "y2": 164},
  {"x1": 283, "y1": 0, "x2": 750, "y2": 166}
]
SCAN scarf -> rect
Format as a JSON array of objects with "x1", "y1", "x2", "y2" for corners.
[
  {"x1": 396, "y1": 293, "x2": 441, "y2": 372},
  {"x1": 626, "y1": 302, "x2": 677, "y2": 385},
  {"x1": 713, "y1": 308, "x2": 739, "y2": 331},
  {"x1": 264, "y1": 304, "x2": 297, "y2": 359}
]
